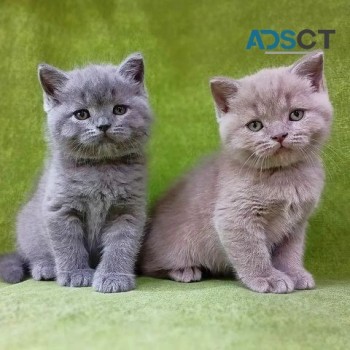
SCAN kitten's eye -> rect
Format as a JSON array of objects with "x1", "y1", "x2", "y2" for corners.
[
  {"x1": 113, "y1": 105, "x2": 128, "y2": 115},
  {"x1": 73, "y1": 109, "x2": 90, "y2": 120},
  {"x1": 289, "y1": 109, "x2": 304, "y2": 121},
  {"x1": 247, "y1": 120, "x2": 263, "y2": 132}
]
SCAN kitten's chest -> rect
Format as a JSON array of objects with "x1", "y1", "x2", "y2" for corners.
[
  {"x1": 258, "y1": 169, "x2": 323, "y2": 244},
  {"x1": 66, "y1": 163, "x2": 144, "y2": 235},
  {"x1": 223, "y1": 163, "x2": 324, "y2": 245},
  {"x1": 85, "y1": 198, "x2": 112, "y2": 242},
  {"x1": 70, "y1": 163, "x2": 143, "y2": 203},
  {"x1": 261, "y1": 184, "x2": 313, "y2": 240}
]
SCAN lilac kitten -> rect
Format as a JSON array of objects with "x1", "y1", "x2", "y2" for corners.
[{"x1": 140, "y1": 51, "x2": 333, "y2": 293}]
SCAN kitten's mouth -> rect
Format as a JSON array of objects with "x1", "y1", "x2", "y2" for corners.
[
  {"x1": 98, "y1": 134, "x2": 115, "y2": 144},
  {"x1": 268, "y1": 145, "x2": 291, "y2": 158},
  {"x1": 274, "y1": 145, "x2": 288, "y2": 154}
]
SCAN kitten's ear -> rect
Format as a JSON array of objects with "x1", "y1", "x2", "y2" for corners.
[
  {"x1": 118, "y1": 53, "x2": 144, "y2": 84},
  {"x1": 38, "y1": 64, "x2": 68, "y2": 103},
  {"x1": 290, "y1": 50, "x2": 325, "y2": 92},
  {"x1": 210, "y1": 77, "x2": 239, "y2": 115}
]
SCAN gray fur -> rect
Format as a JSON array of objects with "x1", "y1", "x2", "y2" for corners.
[
  {"x1": 0, "y1": 53, "x2": 152, "y2": 293},
  {"x1": 0, "y1": 253, "x2": 25, "y2": 283}
]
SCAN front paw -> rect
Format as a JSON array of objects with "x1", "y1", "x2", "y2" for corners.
[
  {"x1": 57, "y1": 268, "x2": 94, "y2": 287},
  {"x1": 288, "y1": 269, "x2": 315, "y2": 290},
  {"x1": 93, "y1": 272, "x2": 135, "y2": 293},
  {"x1": 241, "y1": 269, "x2": 294, "y2": 294},
  {"x1": 168, "y1": 267, "x2": 202, "y2": 283},
  {"x1": 31, "y1": 262, "x2": 56, "y2": 281}
]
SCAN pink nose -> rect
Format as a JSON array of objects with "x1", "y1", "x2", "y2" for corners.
[{"x1": 271, "y1": 133, "x2": 288, "y2": 144}]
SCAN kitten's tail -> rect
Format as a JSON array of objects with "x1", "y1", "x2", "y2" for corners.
[{"x1": 0, "y1": 252, "x2": 25, "y2": 283}]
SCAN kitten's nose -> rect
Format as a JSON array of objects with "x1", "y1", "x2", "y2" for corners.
[
  {"x1": 271, "y1": 133, "x2": 288, "y2": 144},
  {"x1": 97, "y1": 124, "x2": 111, "y2": 133}
]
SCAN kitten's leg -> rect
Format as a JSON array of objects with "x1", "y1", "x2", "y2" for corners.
[
  {"x1": 46, "y1": 207, "x2": 94, "y2": 287},
  {"x1": 272, "y1": 224, "x2": 315, "y2": 290},
  {"x1": 93, "y1": 211, "x2": 145, "y2": 293},
  {"x1": 216, "y1": 220, "x2": 294, "y2": 293}
]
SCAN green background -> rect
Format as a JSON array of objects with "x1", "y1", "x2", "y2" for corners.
[{"x1": 0, "y1": 0, "x2": 349, "y2": 349}]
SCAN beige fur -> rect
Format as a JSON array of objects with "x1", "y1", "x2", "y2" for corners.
[{"x1": 140, "y1": 51, "x2": 333, "y2": 293}]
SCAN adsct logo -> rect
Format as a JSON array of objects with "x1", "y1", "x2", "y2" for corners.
[{"x1": 246, "y1": 29, "x2": 336, "y2": 54}]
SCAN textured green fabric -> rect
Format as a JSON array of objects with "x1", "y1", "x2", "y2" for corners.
[
  {"x1": 0, "y1": 0, "x2": 349, "y2": 348},
  {"x1": 1, "y1": 278, "x2": 350, "y2": 350}
]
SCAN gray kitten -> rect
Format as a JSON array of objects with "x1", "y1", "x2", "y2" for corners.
[
  {"x1": 140, "y1": 51, "x2": 333, "y2": 293},
  {"x1": 0, "y1": 53, "x2": 152, "y2": 293}
]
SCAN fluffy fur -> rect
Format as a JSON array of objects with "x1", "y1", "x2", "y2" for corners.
[
  {"x1": 140, "y1": 51, "x2": 333, "y2": 293},
  {"x1": 0, "y1": 53, "x2": 152, "y2": 293}
]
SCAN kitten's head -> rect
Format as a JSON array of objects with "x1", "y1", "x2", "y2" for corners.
[
  {"x1": 210, "y1": 51, "x2": 333, "y2": 169},
  {"x1": 38, "y1": 53, "x2": 152, "y2": 160}
]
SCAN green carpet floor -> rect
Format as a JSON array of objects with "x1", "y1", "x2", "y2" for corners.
[
  {"x1": 1, "y1": 278, "x2": 350, "y2": 350},
  {"x1": 1, "y1": 0, "x2": 349, "y2": 348}
]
